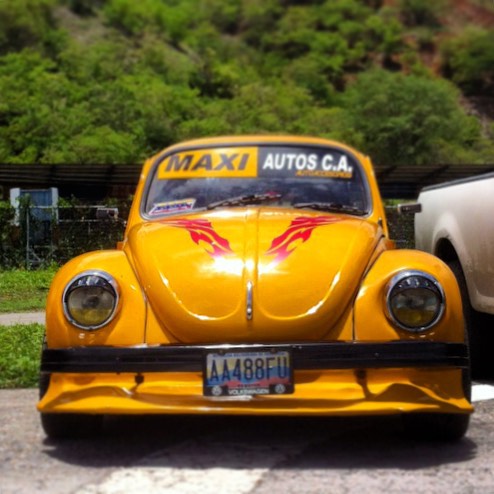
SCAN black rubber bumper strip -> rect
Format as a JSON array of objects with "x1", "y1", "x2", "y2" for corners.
[{"x1": 40, "y1": 341, "x2": 469, "y2": 373}]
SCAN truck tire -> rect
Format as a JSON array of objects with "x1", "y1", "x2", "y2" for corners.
[{"x1": 447, "y1": 260, "x2": 484, "y2": 378}]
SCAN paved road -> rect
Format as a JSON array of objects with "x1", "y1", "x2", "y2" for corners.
[
  {"x1": 1, "y1": 384, "x2": 494, "y2": 494},
  {"x1": 2, "y1": 313, "x2": 493, "y2": 493}
]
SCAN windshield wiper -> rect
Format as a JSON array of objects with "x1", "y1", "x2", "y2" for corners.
[
  {"x1": 207, "y1": 193, "x2": 282, "y2": 210},
  {"x1": 293, "y1": 202, "x2": 367, "y2": 216}
]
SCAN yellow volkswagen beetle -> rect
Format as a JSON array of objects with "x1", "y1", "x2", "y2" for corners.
[{"x1": 38, "y1": 135, "x2": 472, "y2": 440}]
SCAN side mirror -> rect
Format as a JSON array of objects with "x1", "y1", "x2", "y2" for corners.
[{"x1": 396, "y1": 203, "x2": 422, "y2": 215}]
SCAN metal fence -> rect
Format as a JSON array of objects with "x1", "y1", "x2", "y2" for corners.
[
  {"x1": 386, "y1": 207, "x2": 416, "y2": 250},
  {"x1": 0, "y1": 203, "x2": 129, "y2": 269},
  {"x1": 0, "y1": 202, "x2": 415, "y2": 269}
]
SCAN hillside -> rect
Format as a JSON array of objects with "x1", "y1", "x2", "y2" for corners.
[{"x1": 0, "y1": 0, "x2": 493, "y2": 166}]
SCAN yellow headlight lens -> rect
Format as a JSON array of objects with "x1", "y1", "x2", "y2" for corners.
[
  {"x1": 386, "y1": 272, "x2": 444, "y2": 332},
  {"x1": 63, "y1": 272, "x2": 119, "y2": 330}
]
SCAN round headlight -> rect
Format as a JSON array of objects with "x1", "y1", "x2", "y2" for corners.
[
  {"x1": 63, "y1": 271, "x2": 119, "y2": 330},
  {"x1": 386, "y1": 271, "x2": 445, "y2": 332}
]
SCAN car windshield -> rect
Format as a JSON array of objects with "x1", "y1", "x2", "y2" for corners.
[{"x1": 144, "y1": 144, "x2": 371, "y2": 217}]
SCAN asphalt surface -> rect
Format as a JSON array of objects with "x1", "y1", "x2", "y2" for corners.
[
  {"x1": 1, "y1": 313, "x2": 493, "y2": 493},
  {"x1": 1, "y1": 387, "x2": 494, "y2": 494}
]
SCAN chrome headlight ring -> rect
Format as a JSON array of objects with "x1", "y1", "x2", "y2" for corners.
[
  {"x1": 385, "y1": 270, "x2": 445, "y2": 333},
  {"x1": 63, "y1": 271, "x2": 120, "y2": 330}
]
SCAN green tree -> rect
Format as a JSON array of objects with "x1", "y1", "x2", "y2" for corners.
[
  {"x1": 178, "y1": 80, "x2": 343, "y2": 139},
  {"x1": 0, "y1": 0, "x2": 492, "y2": 166},
  {"x1": 0, "y1": 50, "x2": 88, "y2": 163},
  {"x1": 282, "y1": 55, "x2": 336, "y2": 104},
  {"x1": 68, "y1": 0, "x2": 104, "y2": 16},
  {"x1": 341, "y1": 69, "x2": 483, "y2": 165},
  {"x1": 45, "y1": 126, "x2": 140, "y2": 163},
  {"x1": 0, "y1": 0, "x2": 57, "y2": 54},
  {"x1": 240, "y1": 0, "x2": 284, "y2": 48},
  {"x1": 398, "y1": 0, "x2": 446, "y2": 28},
  {"x1": 103, "y1": 0, "x2": 199, "y2": 45},
  {"x1": 441, "y1": 27, "x2": 494, "y2": 96}
]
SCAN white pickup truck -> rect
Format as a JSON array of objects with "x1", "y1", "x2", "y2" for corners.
[{"x1": 414, "y1": 173, "x2": 494, "y2": 375}]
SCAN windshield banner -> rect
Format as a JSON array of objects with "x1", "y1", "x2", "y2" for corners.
[{"x1": 158, "y1": 146, "x2": 355, "y2": 180}]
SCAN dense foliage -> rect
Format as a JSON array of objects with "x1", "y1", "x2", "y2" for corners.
[{"x1": 0, "y1": 0, "x2": 493, "y2": 165}]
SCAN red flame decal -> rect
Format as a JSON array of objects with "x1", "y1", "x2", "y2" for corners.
[
  {"x1": 164, "y1": 219, "x2": 233, "y2": 258},
  {"x1": 266, "y1": 216, "x2": 340, "y2": 264}
]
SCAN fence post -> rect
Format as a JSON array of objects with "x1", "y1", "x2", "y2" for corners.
[{"x1": 25, "y1": 206, "x2": 30, "y2": 269}]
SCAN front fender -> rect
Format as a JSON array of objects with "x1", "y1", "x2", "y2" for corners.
[
  {"x1": 354, "y1": 250, "x2": 464, "y2": 343},
  {"x1": 46, "y1": 250, "x2": 146, "y2": 348}
]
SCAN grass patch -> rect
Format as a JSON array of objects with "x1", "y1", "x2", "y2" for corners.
[
  {"x1": 0, "y1": 267, "x2": 57, "y2": 313},
  {"x1": 0, "y1": 323, "x2": 44, "y2": 388}
]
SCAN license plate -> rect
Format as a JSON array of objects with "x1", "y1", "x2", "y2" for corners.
[{"x1": 203, "y1": 349, "x2": 293, "y2": 397}]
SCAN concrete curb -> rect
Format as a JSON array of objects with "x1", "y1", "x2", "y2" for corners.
[{"x1": 0, "y1": 312, "x2": 45, "y2": 326}]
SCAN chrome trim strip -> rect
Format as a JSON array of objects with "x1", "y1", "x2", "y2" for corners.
[{"x1": 246, "y1": 281, "x2": 253, "y2": 320}]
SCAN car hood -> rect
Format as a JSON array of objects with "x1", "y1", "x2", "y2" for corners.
[{"x1": 127, "y1": 208, "x2": 381, "y2": 343}]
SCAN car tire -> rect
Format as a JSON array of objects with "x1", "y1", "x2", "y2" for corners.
[
  {"x1": 402, "y1": 260, "x2": 473, "y2": 442},
  {"x1": 402, "y1": 412, "x2": 470, "y2": 442},
  {"x1": 39, "y1": 372, "x2": 103, "y2": 439},
  {"x1": 40, "y1": 411, "x2": 103, "y2": 440}
]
